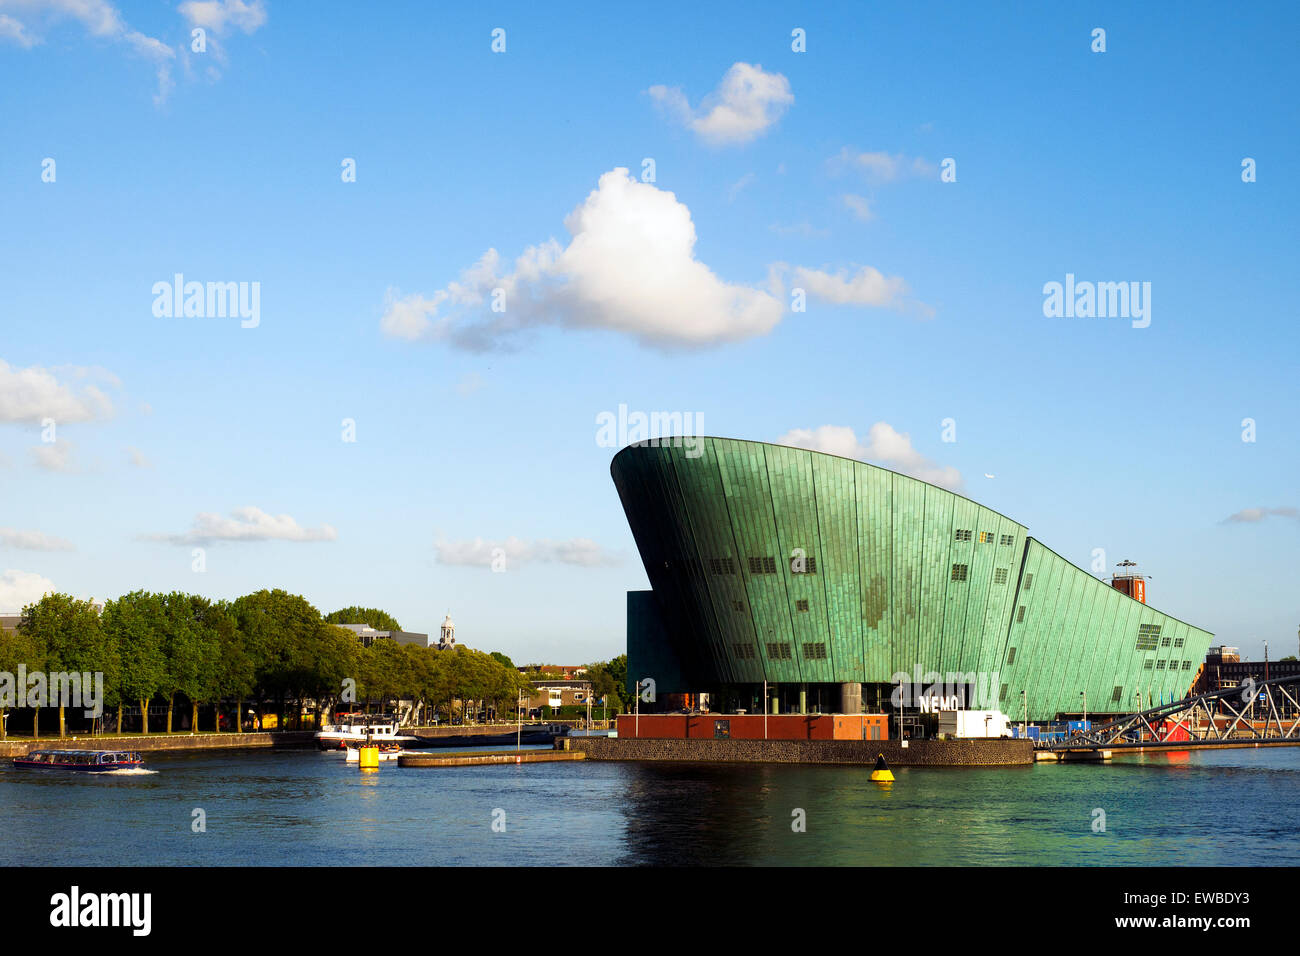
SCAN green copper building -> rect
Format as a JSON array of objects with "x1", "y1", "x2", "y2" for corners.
[{"x1": 613, "y1": 437, "x2": 1213, "y2": 722}]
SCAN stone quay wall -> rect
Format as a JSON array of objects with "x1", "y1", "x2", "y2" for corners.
[
  {"x1": 567, "y1": 736, "x2": 1032, "y2": 766},
  {"x1": 0, "y1": 731, "x2": 316, "y2": 757}
]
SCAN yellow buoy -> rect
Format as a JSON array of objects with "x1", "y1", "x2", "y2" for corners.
[
  {"x1": 358, "y1": 745, "x2": 379, "y2": 770},
  {"x1": 870, "y1": 752, "x2": 894, "y2": 783}
]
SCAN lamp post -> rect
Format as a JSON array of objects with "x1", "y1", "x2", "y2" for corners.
[
  {"x1": 1021, "y1": 690, "x2": 1027, "y2": 737},
  {"x1": 1080, "y1": 690, "x2": 1087, "y2": 727}
]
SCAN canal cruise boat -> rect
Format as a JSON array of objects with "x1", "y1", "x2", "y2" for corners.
[
  {"x1": 315, "y1": 712, "x2": 419, "y2": 751},
  {"x1": 12, "y1": 750, "x2": 144, "y2": 772}
]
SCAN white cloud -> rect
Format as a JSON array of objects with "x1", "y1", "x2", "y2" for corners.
[
  {"x1": 841, "y1": 193, "x2": 874, "y2": 221},
  {"x1": 127, "y1": 446, "x2": 152, "y2": 468},
  {"x1": 0, "y1": 0, "x2": 175, "y2": 103},
  {"x1": 1224, "y1": 506, "x2": 1298, "y2": 524},
  {"x1": 152, "y1": 506, "x2": 338, "y2": 545},
  {"x1": 435, "y1": 535, "x2": 621, "y2": 569},
  {"x1": 830, "y1": 147, "x2": 937, "y2": 183},
  {"x1": 178, "y1": 0, "x2": 266, "y2": 33},
  {"x1": 649, "y1": 62, "x2": 793, "y2": 146},
  {"x1": 30, "y1": 442, "x2": 76, "y2": 472},
  {"x1": 0, "y1": 528, "x2": 74, "y2": 551},
  {"x1": 0, "y1": 569, "x2": 55, "y2": 611},
  {"x1": 178, "y1": 0, "x2": 265, "y2": 78},
  {"x1": 381, "y1": 167, "x2": 786, "y2": 350},
  {"x1": 0, "y1": 360, "x2": 115, "y2": 423},
  {"x1": 791, "y1": 265, "x2": 906, "y2": 307},
  {"x1": 0, "y1": 13, "x2": 35, "y2": 46},
  {"x1": 776, "y1": 423, "x2": 963, "y2": 490}
]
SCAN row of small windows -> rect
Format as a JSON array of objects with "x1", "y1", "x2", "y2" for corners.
[
  {"x1": 951, "y1": 563, "x2": 1011, "y2": 585},
  {"x1": 954, "y1": 530, "x2": 1016, "y2": 546},
  {"x1": 738, "y1": 642, "x2": 829, "y2": 661},
  {"x1": 1143, "y1": 660, "x2": 1194, "y2": 671},
  {"x1": 1135, "y1": 624, "x2": 1163, "y2": 651},
  {"x1": 710, "y1": 555, "x2": 819, "y2": 575}
]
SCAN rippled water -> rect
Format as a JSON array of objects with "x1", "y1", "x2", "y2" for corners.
[{"x1": 4, "y1": 745, "x2": 1297, "y2": 865}]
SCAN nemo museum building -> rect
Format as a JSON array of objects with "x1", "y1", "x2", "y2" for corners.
[{"x1": 612, "y1": 438, "x2": 1214, "y2": 725}]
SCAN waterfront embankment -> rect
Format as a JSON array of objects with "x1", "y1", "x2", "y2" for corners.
[
  {"x1": 0, "y1": 731, "x2": 316, "y2": 757},
  {"x1": 567, "y1": 736, "x2": 1033, "y2": 766}
]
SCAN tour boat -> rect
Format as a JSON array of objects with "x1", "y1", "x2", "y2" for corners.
[
  {"x1": 343, "y1": 740, "x2": 404, "y2": 762},
  {"x1": 12, "y1": 750, "x2": 144, "y2": 772},
  {"x1": 315, "y1": 712, "x2": 418, "y2": 751}
]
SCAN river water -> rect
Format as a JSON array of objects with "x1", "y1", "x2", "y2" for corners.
[{"x1": 4, "y1": 745, "x2": 1297, "y2": 866}]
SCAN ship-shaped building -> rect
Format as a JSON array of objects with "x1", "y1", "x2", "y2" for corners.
[{"x1": 612, "y1": 437, "x2": 1212, "y2": 723}]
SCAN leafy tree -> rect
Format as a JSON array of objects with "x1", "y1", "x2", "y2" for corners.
[
  {"x1": 605, "y1": 653, "x2": 629, "y2": 712},
  {"x1": 0, "y1": 625, "x2": 44, "y2": 739},
  {"x1": 585, "y1": 661, "x2": 619, "y2": 709},
  {"x1": 211, "y1": 600, "x2": 254, "y2": 732},
  {"x1": 231, "y1": 589, "x2": 325, "y2": 729},
  {"x1": 104, "y1": 591, "x2": 167, "y2": 735},
  {"x1": 157, "y1": 592, "x2": 205, "y2": 733},
  {"x1": 325, "y1": 606, "x2": 402, "y2": 632},
  {"x1": 21, "y1": 593, "x2": 113, "y2": 738}
]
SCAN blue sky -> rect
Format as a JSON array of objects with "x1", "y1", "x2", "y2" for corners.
[{"x1": 1, "y1": 1, "x2": 1296, "y2": 664}]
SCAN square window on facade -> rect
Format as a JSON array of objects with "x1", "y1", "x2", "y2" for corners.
[
  {"x1": 796, "y1": 599, "x2": 809, "y2": 612},
  {"x1": 1016, "y1": 606, "x2": 1026, "y2": 622},
  {"x1": 994, "y1": 568, "x2": 1008, "y2": 585},
  {"x1": 951, "y1": 563, "x2": 969, "y2": 582}
]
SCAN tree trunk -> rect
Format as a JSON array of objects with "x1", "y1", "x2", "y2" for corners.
[
  {"x1": 140, "y1": 699, "x2": 149, "y2": 735},
  {"x1": 32, "y1": 706, "x2": 39, "y2": 739},
  {"x1": 166, "y1": 693, "x2": 174, "y2": 734},
  {"x1": 192, "y1": 700, "x2": 199, "y2": 735},
  {"x1": 236, "y1": 696, "x2": 243, "y2": 733},
  {"x1": 116, "y1": 704, "x2": 123, "y2": 735},
  {"x1": 1, "y1": 706, "x2": 6, "y2": 740},
  {"x1": 58, "y1": 704, "x2": 66, "y2": 738}
]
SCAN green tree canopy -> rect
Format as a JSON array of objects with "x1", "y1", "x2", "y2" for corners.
[{"x1": 325, "y1": 606, "x2": 402, "y2": 632}]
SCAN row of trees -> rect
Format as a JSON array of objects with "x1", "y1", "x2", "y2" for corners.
[{"x1": 0, "y1": 589, "x2": 538, "y2": 739}]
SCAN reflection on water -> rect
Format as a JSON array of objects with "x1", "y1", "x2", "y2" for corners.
[{"x1": 2, "y1": 745, "x2": 1298, "y2": 866}]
